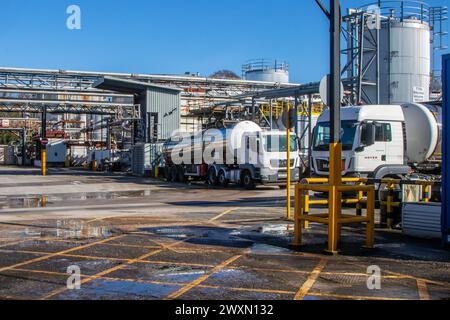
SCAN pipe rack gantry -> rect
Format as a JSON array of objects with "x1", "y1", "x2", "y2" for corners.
[
  {"x1": 0, "y1": 67, "x2": 298, "y2": 101},
  {"x1": 0, "y1": 98, "x2": 141, "y2": 117}
]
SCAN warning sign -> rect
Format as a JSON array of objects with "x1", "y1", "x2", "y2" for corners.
[{"x1": 413, "y1": 86, "x2": 425, "y2": 103}]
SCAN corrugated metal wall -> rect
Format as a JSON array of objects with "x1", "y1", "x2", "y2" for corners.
[
  {"x1": 145, "y1": 88, "x2": 181, "y2": 141},
  {"x1": 403, "y1": 203, "x2": 442, "y2": 239}
]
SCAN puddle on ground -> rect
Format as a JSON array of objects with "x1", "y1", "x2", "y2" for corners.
[
  {"x1": 1, "y1": 220, "x2": 112, "y2": 240},
  {"x1": 0, "y1": 190, "x2": 153, "y2": 209},
  {"x1": 250, "y1": 243, "x2": 292, "y2": 254},
  {"x1": 303, "y1": 295, "x2": 323, "y2": 300},
  {"x1": 155, "y1": 268, "x2": 208, "y2": 283},
  {"x1": 257, "y1": 224, "x2": 292, "y2": 236},
  {"x1": 50, "y1": 220, "x2": 112, "y2": 239},
  {"x1": 57, "y1": 279, "x2": 180, "y2": 300},
  {"x1": 148, "y1": 226, "x2": 254, "y2": 249}
]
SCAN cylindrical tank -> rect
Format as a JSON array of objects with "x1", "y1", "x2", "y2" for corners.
[
  {"x1": 163, "y1": 121, "x2": 262, "y2": 165},
  {"x1": 401, "y1": 103, "x2": 441, "y2": 164},
  {"x1": 243, "y1": 59, "x2": 289, "y2": 83},
  {"x1": 382, "y1": 19, "x2": 431, "y2": 104},
  {"x1": 361, "y1": 1, "x2": 432, "y2": 104}
]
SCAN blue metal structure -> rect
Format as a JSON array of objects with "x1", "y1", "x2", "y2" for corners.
[{"x1": 443, "y1": 54, "x2": 450, "y2": 246}]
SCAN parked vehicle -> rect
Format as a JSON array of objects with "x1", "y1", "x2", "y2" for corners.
[
  {"x1": 311, "y1": 103, "x2": 442, "y2": 180},
  {"x1": 162, "y1": 121, "x2": 301, "y2": 189}
]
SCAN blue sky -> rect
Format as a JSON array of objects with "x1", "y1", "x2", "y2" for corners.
[{"x1": 0, "y1": 0, "x2": 448, "y2": 83}]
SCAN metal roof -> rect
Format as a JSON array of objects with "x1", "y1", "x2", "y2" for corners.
[
  {"x1": 93, "y1": 76, "x2": 182, "y2": 94},
  {"x1": 232, "y1": 82, "x2": 320, "y2": 99}
]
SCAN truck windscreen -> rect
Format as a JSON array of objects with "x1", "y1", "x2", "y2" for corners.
[
  {"x1": 313, "y1": 121, "x2": 358, "y2": 151},
  {"x1": 264, "y1": 135, "x2": 298, "y2": 152}
]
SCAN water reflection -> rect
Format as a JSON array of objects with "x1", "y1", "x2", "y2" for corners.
[{"x1": 0, "y1": 190, "x2": 153, "y2": 209}]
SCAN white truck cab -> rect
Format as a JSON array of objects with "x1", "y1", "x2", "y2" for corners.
[
  {"x1": 258, "y1": 130, "x2": 301, "y2": 183},
  {"x1": 311, "y1": 104, "x2": 441, "y2": 179},
  {"x1": 312, "y1": 105, "x2": 406, "y2": 178}
]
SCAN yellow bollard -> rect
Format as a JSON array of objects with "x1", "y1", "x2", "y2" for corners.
[
  {"x1": 387, "y1": 185, "x2": 394, "y2": 229},
  {"x1": 293, "y1": 184, "x2": 303, "y2": 246},
  {"x1": 41, "y1": 195, "x2": 47, "y2": 207},
  {"x1": 327, "y1": 143, "x2": 342, "y2": 254},
  {"x1": 286, "y1": 103, "x2": 292, "y2": 220},
  {"x1": 92, "y1": 160, "x2": 97, "y2": 171},
  {"x1": 303, "y1": 193, "x2": 310, "y2": 229},
  {"x1": 365, "y1": 188, "x2": 375, "y2": 248},
  {"x1": 423, "y1": 185, "x2": 431, "y2": 203},
  {"x1": 356, "y1": 183, "x2": 364, "y2": 216},
  {"x1": 154, "y1": 165, "x2": 159, "y2": 178},
  {"x1": 41, "y1": 148, "x2": 47, "y2": 177}
]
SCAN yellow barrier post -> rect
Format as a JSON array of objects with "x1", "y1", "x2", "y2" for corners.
[
  {"x1": 293, "y1": 184, "x2": 303, "y2": 246},
  {"x1": 92, "y1": 160, "x2": 97, "y2": 171},
  {"x1": 154, "y1": 165, "x2": 159, "y2": 178},
  {"x1": 40, "y1": 195, "x2": 47, "y2": 207},
  {"x1": 356, "y1": 182, "x2": 364, "y2": 216},
  {"x1": 327, "y1": 143, "x2": 342, "y2": 254},
  {"x1": 303, "y1": 192, "x2": 310, "y2": 229},
  {"x1": 286, "y1": 102, "x2": 292, "y2": 220},
  {"x1": 365, "y1": 188, "x2": 375, "y2": 248},
  {"x1": 41, "y1": 147, "x2": 47, "y2": 177},
  {"x1": 423, "y1": 185, "x2": 431, "y2": 203},
  {"x1": 387, "y1": 184, "x2": 394, "y2": 229}
]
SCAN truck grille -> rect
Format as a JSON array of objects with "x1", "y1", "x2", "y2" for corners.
[
  {"x1": 316, "y1": 159, "x2": 330, "y2": 172},
  {"x1": 271, "y1": 159, "x2": 295, "y2": 168}
]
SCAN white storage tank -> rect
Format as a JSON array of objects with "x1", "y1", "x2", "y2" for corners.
[
  {"x1": 380, "y1": 17, "x2": 431, "y2": 104},
  {"x1": 354, "y1": 0, "x2": 432, "y2": 104},
  {"x1": 243, "y1": 59, "x2": 290, "y2": 83},
  {"x1": 359, "y1": 1, "x2": 432, "y2": 104}
]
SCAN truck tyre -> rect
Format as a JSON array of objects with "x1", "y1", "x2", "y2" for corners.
[
  {"x1": 218, "y1": 170, "x2": 229, "y2": 188},
  {"x1": 207, "y1": 167, "x2": 219, "y2": 186},
  {"x1": 165, "y1": 167, "x2": 173, "y2": 182},
  {"x1": 241, "y1": 170, "x2": 256, "y2": 190},
  {"x1": 170, "y1": 166, "x2": 179, "y2": 182},
  {"x1": 177, "y1": 166, "x2": 188, "y2": 183}
]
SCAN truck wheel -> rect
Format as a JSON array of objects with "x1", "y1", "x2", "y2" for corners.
[
  {"x1": 218, "y1": 170, "x2": 229, "y2": 188},
  {"x1": 177, "y1": 167, "x2": 188, "y2": 183},
  {"x1": 165, "y1": 167, "x2": 173, "y2": 182},
  {"x1": 241, "y1": 171, "x2": 256, "y2": 190},
  {"x1": 171, "y1": 166, "x2": 179, "y2": 182},
  {"x1": 207, "y1": 167, "x2": 219, "y2": 186}
]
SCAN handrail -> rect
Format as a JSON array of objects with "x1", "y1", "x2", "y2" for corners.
[
  {"x1": 242, "y1": 59, "x2": 289, "y2": 73},
  {"x1": 359, "y1": 0, "x2": 431, "y2": 23}
]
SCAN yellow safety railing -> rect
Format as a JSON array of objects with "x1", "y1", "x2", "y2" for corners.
[
  {"x1": 294, "y1": 182, "x2": 375, "y2": 252},
  {"x1": 260, "y1": 101, "x2": 325, "y2": 119},
  {"x1": 299, "y1": 177, "x2": 439, "y2": 228}
]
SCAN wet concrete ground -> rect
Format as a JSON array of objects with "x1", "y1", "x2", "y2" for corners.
[{"x1": 0, "y1": 167, "x2": 449, "y2": 300}]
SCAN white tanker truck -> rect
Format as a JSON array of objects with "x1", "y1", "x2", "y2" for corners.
[
  {"x1": 162, "y1": 121, "x2": 301, "y2": 189},
  {"x1": 311, "y1": 103, "x2": 442, "y2": 180}
]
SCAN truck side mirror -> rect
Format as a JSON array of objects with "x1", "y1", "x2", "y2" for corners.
[{"x1": 360, "y1": 122, "x2": 376, "y2": 148}]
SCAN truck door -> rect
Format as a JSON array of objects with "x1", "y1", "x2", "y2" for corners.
[
  {"x1": 384, "y1": 122, "x2": 403, "y2": 165},
  {"x1": 357, "y1": 123, "x2": 389, "y2": 172}
]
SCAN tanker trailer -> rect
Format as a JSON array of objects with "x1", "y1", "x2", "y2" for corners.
[{"x1": 162, "y1": 121, "x2": 301, "y2": 189}]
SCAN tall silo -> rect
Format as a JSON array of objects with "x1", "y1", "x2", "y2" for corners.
[
  {"x1": 380, "y1": 4, "x2": 431, "y2": 104},
  {"x1": 345, "y1": 1, "x2": 436, "y2": 104},
  {"x1": 242, "y1": 59, "x2": 290, "y2": 83}
]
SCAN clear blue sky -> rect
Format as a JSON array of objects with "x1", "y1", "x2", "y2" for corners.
[{"x1": 0, "y1": 0, "x2": 448, "y2": 83}]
